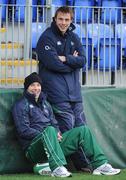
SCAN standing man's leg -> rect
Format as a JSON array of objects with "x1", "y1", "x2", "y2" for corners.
[
  {"x1": 71, "y1": 102, "x2": 86, "y2": 127},
  {"x1": 52, "y1": 102, "x2": 76, "y2": 133},
  {"x1": 52, "y1": 102, "x2": 86, "y2": 133}
]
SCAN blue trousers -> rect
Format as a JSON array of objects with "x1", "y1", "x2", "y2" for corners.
[{"x1": 52, "y1": 102, "x2": 87, "y2": 133}]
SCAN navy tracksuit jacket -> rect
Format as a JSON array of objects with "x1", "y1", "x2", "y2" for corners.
[{"x1": 36, "y1": 21, "x2": 86, "y2": 104}]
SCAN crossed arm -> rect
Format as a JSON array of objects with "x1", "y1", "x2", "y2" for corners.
[
  {"x1": 37, "y1": 35, "x2": 86, "y2": 73},
  {"x1": 58, "y1": 50, "x2": 79, "y2": 62}
]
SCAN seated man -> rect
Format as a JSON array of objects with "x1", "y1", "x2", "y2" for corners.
[{"x1": 12, "y1": 72, "x2": 120, "y2": 177}]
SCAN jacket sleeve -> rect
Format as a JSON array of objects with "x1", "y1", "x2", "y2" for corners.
[
  {"x1": 36, "y1": 35, "x2": 74, "y2": 73},
  {"x1": 65, "y1": 34, "x2": 86, "y2": 69},
  {"x1": 12, "y1": 101, "x2": 40, "y2": 140}
]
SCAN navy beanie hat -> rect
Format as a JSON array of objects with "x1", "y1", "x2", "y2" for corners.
[{"x1": 24, "y1": 72, "x2": 42, "y2": 90}]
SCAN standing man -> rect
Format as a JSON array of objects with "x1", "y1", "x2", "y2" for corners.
[
  {"x1": 36, "y1": 6, "x2": 88, "y2": 171},
  {"x1": 37, "y1": 6, "x2": 86, "y2": 134}
]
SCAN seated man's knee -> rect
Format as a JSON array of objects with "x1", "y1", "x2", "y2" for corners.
[
  {"x1": 76, "y1": 125, "x2": 90, "y2": 133},
  {"x1": 45, "y1": 126, "x2": 56, "y2": 133}
]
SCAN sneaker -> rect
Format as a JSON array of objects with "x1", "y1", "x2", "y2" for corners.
[
  {"x1": 93, "y1": 163, "x2": 121, "y2": 175},
  {"x1": 33, "y1": 163, "x2": 52, "y2": 175},
  {"x1": 52, "y1": 166, "x2": 72, "y2": 177}
]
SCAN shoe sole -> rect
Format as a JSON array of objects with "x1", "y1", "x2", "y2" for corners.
[
  {"x1": 51, "y1": 172, "x2": 72, "y2": 177},
  {"x1": 93, "y1": 169, "x2": 121, "y2": 176}
]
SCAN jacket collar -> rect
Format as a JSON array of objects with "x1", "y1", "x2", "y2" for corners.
[
  {"x1": 51, "y1": 19, "x2": 75, "y2": 37},
  {"x1": 24, "y1": 91, "x2": 47, "y2": 106}
]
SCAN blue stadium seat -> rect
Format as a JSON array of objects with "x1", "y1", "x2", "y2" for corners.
[
  {"x1": 74, "y1": 0, "x2": 95, "y2": 23},
  {"x1": 98, "y1": 0, "x2": 122, "y2": 24},
  {"x1": 74, "y1": 24, "x2": 91, "y2": 70},
  {"x1": 52, "y1": 0, "x2": 66, "y2": 5},
  {"x1": 95, "y1": 38, "x2": 121, "y2": 70},
  {"x1": 82, "y1": 38, "x2": 92, "y2": 71},
  {"x1": 87, "y1": 23, "x2": 114, "y2": 48},
  {"x1": 74, "y1": 23, "x2": 86, "y2": 38},
  {"x1": 80, "y1": 23, "x2": 114, "y2": 70},
  {"x1": 39, "y1": 0, "x2": 45, "y2": 5},
  {"x1": 115, "y1": 24, "x2": 126, "y2": 48},
  {"x1": 38, "y1": 0, "x2": 46, "y2": 22},
  {"x1": 32, "y1": 22, "x2": 46, "y2": 49},
  {"x1": 51, "y1": 0, "x2": 66, "y2": 17},
  {"x1": 115, "y1": 24, "x2": 126, "y2": 68},
  {"x1": 40, "y1": 0, "x2": 66, "y2": 5},
  {"x1": 0, "y1": 0, "x2": 8, "y2": 20},
  {"x1": 67, "y1": 0, "x2": 74, "y2": 6},
  {"x1": 14, "y1": 0, "x2": 37, "y2": 22},
  {"x1": 95, "y1": 0, "x2": 99, "y2": 6}
]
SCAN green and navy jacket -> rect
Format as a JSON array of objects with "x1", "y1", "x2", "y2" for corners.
[{"x1": 12, "y1": 91, "x2": 59, "y2": 150}]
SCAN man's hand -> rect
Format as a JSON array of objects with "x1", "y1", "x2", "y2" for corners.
[
  {"x1": 73, "y1": 50, "x2": 78, "y2": 57},
  {"x1": 58, "y1": 56, "x2": 66, "y2": 62},
  {"x1": 57, "y1": 132, "x2": 62, "y2": 142}
]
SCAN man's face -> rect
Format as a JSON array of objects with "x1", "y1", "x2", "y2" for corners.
[
  {"x1": 55, "y1": 12, "x2": 72, "y2": 34},
  {"x1": 27, "y1": 82, "x2": 41, "y2": 98}
]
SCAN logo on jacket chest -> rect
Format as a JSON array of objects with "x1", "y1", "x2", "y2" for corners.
[
  {"x1": 45, "y1": 45, "x2": 51, "y2": 50},
  {"x1": 71, "y1": 41, "x2": 74, "y2": 46},
  {"x1": 29, "y1": 104, "x2": 34, "y2": 108},
  {"x1": 57, "y1": 41, "x2": 62, "y2": 45}
]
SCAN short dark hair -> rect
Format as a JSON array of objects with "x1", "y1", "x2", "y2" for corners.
[{"x1": 54, "y1": 6, "x2": 74, "y2": 20}]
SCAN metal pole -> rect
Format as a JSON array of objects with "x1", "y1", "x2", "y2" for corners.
[
  {"x1": 46, "y1": 0, "x2": 53, "y2": 27},
  {"x1": 24, "y1": 0, "x2": 32, "y2": 60}
]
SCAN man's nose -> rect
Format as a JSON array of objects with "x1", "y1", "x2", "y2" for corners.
[
  {"x1": 62, "y1": 20, "x2": 66, "y2": 24},
  {"x1": 34, "y1": 86, "x2": 38, "y2": 90}
]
